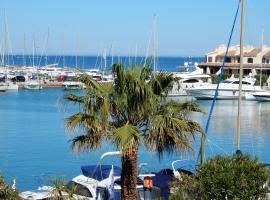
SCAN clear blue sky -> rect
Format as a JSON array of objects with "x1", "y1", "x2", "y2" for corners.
[{"x1": 1, "y1": 0, "x2": 269, "y2": 56}]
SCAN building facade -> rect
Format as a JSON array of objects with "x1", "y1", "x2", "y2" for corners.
[{"x1": 199, "y1": 44, "x2": 270, "y2": 75}]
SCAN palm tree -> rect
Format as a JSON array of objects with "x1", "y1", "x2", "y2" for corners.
[{"x1": 64, "y1": 64, "x2": 204, "y2": 200}]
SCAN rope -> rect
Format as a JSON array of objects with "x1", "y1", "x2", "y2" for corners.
[{"x1": 198, "y1": 0, "x2": 241, "y2": 161}]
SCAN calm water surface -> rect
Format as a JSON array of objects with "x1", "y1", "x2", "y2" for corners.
[{"x1": 0, "y1": 89, "x2": 270, "y2": 190}]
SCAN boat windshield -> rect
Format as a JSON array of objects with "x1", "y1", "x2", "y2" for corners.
[
  {"x1": 222, "y1": 80, "x2": 233, "y2": 84},
  {"x1": 232, "y1": 81, "x2": 251, "y2": 85}
]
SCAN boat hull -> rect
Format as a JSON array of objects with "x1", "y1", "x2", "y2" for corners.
[
  {"x1": 24, "y1": 82, "x2": 42, "y2": 90},
  {"x1": 188, "y1": 88, "x2": 260, "y2": 100},
  {"x1": 252, "y1": 91, "x2": 270, "y2": 101}
]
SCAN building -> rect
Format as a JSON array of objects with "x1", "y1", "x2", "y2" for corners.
[{"x1": 199, "y1": 44, "x2": 270, "y2": 75}]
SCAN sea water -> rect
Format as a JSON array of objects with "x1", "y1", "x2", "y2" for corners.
[{"x1": 1, "y1": 56, "x2": 270, "y2": 190}]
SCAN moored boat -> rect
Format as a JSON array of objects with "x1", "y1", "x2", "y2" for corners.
[
  {"x1": 19, "y1": 151, "x2": 161, "y2": 200},
  {"x1": 252, "y1": 91, "x2": 270, "y2": 101},
  {"x1": 63, "y1": 81, "x2": 83, "y2": 90},
  {"x1": 187, "y1": 76, "x2": 264, "y2": 100},
  {"x1": 168, "y1": 63, "x2": 211, "y2": 97},
  {"x1": 24, "y1": 81, "x2": 42, "y2": 90}
]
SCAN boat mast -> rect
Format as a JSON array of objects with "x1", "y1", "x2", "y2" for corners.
[
  {"x1": 153, "y1": 14, "x2": 157, "y2": 72},
  {"x1": 32, "y1": 34, "x2": 35, "y2": 68},
  {"x1": 236, "y1": 0, "x2": 245, "y2": 154},
  {"x1": 23, "y1": 34, "x2": 26, "y2": 67},
  {"x1": 260, "y1": 29, "x2": 264, "y2": 88}
]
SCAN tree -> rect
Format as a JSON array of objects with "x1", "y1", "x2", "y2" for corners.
[
  {"x1": 64, "y1": 64, "x2": 203, "y2": 200},
  {"x1": 0, "y1": 175, "x2": 19, "y2": 200},
  {"x1": 170, "y1": 154, "x2": 270, "y2": 200}
]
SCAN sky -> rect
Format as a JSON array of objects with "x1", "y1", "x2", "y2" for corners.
[{"x1": 0, "y1": 0, "x2": 269, "y2": 56}]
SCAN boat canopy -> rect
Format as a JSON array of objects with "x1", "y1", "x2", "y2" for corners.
[{"x1": 81, "y1": 165, "x2": 122, "y2": 181}]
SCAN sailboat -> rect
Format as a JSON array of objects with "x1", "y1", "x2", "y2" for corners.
[
  {"x1": 24, "y1": 35, "x2": 42, "y2": 90},
  {"x1": 0, "y1": 14, "x2": 18, "y2": 92}
]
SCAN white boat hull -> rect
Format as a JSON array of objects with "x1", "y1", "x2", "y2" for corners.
[
  {"x1": 7, "y1": 83, "x2": 19, "y2": 91},
  {"x1": 252, "y1": 91, "x2": 270, "y2": 101},
  {"x1": 24, "y1": 82, "x2": 42, "y2": 90},
  {"x1": 188, "y1": 87, "x2": 262, "y2": 100}
]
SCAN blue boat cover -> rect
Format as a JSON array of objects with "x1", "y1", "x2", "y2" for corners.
[{"x1": 81, "y1": 165, "x2": 122, "y2": 181}]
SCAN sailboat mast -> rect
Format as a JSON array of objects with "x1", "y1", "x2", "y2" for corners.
[
  {"x1": 236, "y1": 0, "x2": 245, "y2": 153},
  {"x1": 32, "y1": 34, "x2": 35, "y2": 68},
  {"x1": 260, "y1": 29, "x2": 264, "y2": 87}
]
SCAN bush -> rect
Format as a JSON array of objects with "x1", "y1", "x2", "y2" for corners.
[
  {"x1": 211, "y1": 73, "x2": 231, "y2": 84},
  {"x1": 0, "y1": 175, "x2": 19, "y2": 200},
  {"x1": 255, "y1": 74, "x2": 268, "y2": 86},
  {"x1": 170, "y1": 154, "x2": 270, "y2": 200}
]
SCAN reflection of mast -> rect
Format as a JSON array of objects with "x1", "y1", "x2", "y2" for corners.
[{"x1": 236, "y1": 0, "x2": 245, "y2": 154}]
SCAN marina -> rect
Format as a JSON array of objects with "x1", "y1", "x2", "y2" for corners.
[
  {"x1": 1, "y1": 85, "x2": 270, "y2": 191},
  {"x1": 1, "y1": 0, "x2": 270, "y2": 199}
]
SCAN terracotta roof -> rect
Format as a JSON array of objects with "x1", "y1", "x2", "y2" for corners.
[
  {"x1": 263, "y1": 51, "x2": 270, "y2": 58},
  {"x1": 198, "y1": 62, "x2": 270, "y2": 69},
  {"x1": 217, "y1": 50, "x2": 236, "y2": 57},
  {"x1": 244, "y1": 48, "x2": 261, "y2": 57}
]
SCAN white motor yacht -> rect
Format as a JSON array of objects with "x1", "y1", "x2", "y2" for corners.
[
  {"x1": 168, "y1": 64, "x2": 211, "y2": 97},
  {"x1": 187, "y1": 76, "x2": 264, "y2": 100}
]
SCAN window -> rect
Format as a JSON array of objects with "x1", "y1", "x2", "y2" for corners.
[
  {"x1": 225, "y1": 57, "x2": 231, "y2": 63},
  {"x1": 232, "y1": 81, "x2": 251, "y2": 85},
  {"x1": 242, "y1": 81, "x2": 251, "y2": 85},
  {"x1": 237, "y1": 57, "x2": 240, "y2": 63},
  {"x1": 262, "y1": 58, "x2": 266, "y2": 64},
  {"x1": 67, "y1": 181, "x2": 92, "y2": 197},
  {"x1": 247, "y1": 58, "x2": 253, "y2": 63},
  {"x1": 183, "y1": 79, "x2": 199, "y2": 83},
  {"x1": 232, "y1": 81, "x2": 239, "y2": 84},
  {"x1": 222, "y1": 80, "x2": 233, "y2": 84},
  {"x1": 208, "y1": 56, "x2": 213, "y2": 63}
]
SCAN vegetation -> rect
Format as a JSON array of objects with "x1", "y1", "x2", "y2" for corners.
[
  {"x1": 211, "y1": 72, "x2": 231, "y2": 84},
  {"x1": 255, "y1": 73, "x2": 268, "y2": 86},
  {"x1": 0, "y1": 175, "x2": 19, "y2": 200},
  {"x1": 64, "y1": 64, "x2": 203, "y2": 200},
  {"x1": 170, "y1": 154, "x2": 270, "y2": 200}
]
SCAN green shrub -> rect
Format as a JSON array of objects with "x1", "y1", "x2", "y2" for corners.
[
  {"x1": 255, "y1": 74, "x2": 268, "y2": 86},
  {"x1": 170, "y1": 154, "x2": 270, "y2": 200},
  {"x1": 0, "y1": 175, "x2": 19, "y2": 200},
  {"x1": 211, "y1": 73, "x2": 231, "y2": 84}
]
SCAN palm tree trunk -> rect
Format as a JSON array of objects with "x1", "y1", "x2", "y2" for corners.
[{"x1": 121, "y1": 148, "x2": 138, "y2": 200}]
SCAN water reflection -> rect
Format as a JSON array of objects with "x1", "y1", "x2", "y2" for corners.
[{"x1": 169, "y1": 96, "x2": 270, "y2": 163}]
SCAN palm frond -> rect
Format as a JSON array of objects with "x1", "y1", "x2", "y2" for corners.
[
  {"x1": 159, "y1": 101, "x2": 204, "y2": 118},
  {"x1": 66, "y1": 112, "x2": 103, "y2": 134},
  {"x1": 149, "y1": 72, "x2": 174, "y2": 96},
  {"x1": 79, "y1": 75, "x2": 104, "y2": 92},
  {"x1": 111, "y1": 123, "x2": 141, "y2": 155},
  {"x1": 113, "y1": 64, "x2": 126, "y2": 95},
  {"x1": 71, "y1": 132, "x2": 103, "y2": 152},
  {"x1": 140, "y1": 65, "x2": 151, "y2": 81},
  {"x1": 64, "y1": 94, "x2": 84, "y2": 104},
  {"x1": 145, "y1": 113, "x2": 202, "y2": 158}
]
